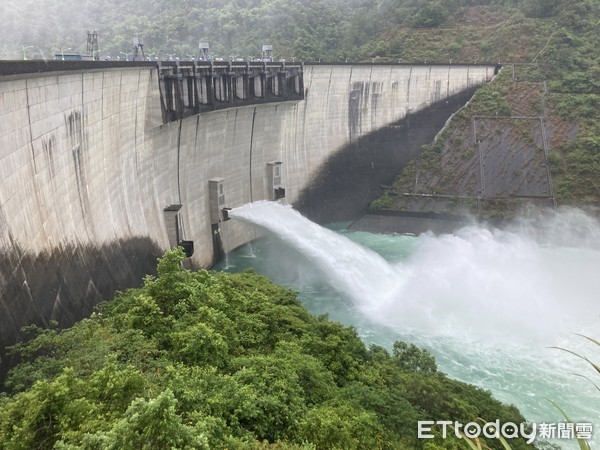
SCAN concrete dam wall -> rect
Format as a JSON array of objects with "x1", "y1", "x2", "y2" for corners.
[{"x1": 0, "y1": 62, "x2": 496, "y2": 368}]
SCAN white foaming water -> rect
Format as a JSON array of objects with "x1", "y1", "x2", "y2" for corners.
[
  {"x1": 229, "y1": 201, "x2": 403, "y2": 313},
  {"x1": 229, "y1": 201, "x2": 600, "y2": 443},
  {"x1": 380, "y1": 225, "x2": 600, "y2": 343},
  {"x1": 230, "y1": 201, "x2": 599, "y2": 344}
]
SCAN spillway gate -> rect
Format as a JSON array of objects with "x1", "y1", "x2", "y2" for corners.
[{"x1": 158, "y1": 60, "x2": 305, "y2": 122}]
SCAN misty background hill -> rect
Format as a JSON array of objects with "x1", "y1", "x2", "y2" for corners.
[
  {"x1": 1, "y1": 0, "x2": 598, "y2": 206},
  {"x1": 1, "y1": 0, "x2": 597, "y2": 65}
]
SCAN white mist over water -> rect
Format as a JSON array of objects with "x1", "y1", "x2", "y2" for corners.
[
  {"x1": 230, "y1": 201, "x2": 402, "y2": 313},
  {"x1": 228, "y1": 201, "x2": 600, "y2": 445},
  {"x1": 230, "y1": 201, "x2": 599, "y2": 343}
]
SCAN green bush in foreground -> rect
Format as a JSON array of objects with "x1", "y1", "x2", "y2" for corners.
[{"x1": 0, "y1": 249, "x2": 531, "y2": 449}]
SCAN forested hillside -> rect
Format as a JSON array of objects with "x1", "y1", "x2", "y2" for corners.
[
  {"x1": 0, "y1": 249, "x2": 531, "y2": 449},
  {"x1": 0, "y1": 0, "x2": 596, "y2": 64}
]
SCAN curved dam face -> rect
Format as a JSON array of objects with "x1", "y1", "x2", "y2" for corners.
[{"x1": 0, "y1": 63, "x2": 496, "y2": 368}]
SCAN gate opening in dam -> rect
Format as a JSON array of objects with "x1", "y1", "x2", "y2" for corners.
[{"x1": 158, "y1": 60, "x2": 305, "y2": 122}]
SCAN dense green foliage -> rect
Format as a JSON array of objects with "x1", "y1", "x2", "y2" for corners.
[
  {"x1": 365, "y1": 0, "x2": 600, "y2": 211},
  {"x1": 0, "y1": 249, "x2": 530, "y2": 449},
  {"x1": 511, "y1": 0, "x2": 600, "y2": 204}
]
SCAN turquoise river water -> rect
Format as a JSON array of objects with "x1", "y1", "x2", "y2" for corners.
[{"x1": 216, "y1": 201, "x2": 600, "y2": 448}]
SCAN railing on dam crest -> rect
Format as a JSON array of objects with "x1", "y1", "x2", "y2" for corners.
[{"x1": 158, "y1": 61, "x2": 305, "y2": 122}]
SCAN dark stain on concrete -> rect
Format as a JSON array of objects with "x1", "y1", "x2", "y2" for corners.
[
  {"x1": 65, "y1": 109, "x2": 92, "y2": 220},
  {"x1": 370, "y1": 82, "x2": 382, "y2": 112},
  {"x1": 433, "y1": 80, "x2": 442, "y2": 102},
  {"x1": 41, "y1": 134, "x2": 56, "y2": 177},
  {"x1": 0, "y1": 237, "x2": 162, "y2": 386},
  {"x1": 348, "y1": 81, "x2": 370, "y2": 141},
  {"x1": 296, "y1": 87, "x2": 480, "y2": 224}
]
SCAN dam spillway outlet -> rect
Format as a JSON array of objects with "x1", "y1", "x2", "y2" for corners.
[
  {"x1": 209, "y1": 178, "x2": 227, "y2": 225},
  {"x1": 267, "y1": 161, "x2": 285, "y2": 201},
  {"x1": 163, "y1": 204, "x2": 194, "y2": 257},
  {"x1": 274, "y1": 188, "x2": 286, "y2": 200},
  {"x1": 163, "y1": 204, "x2": 183, "y2": 248},
  {"x1": 179, "y1": 240, "x2": 194, "y2": 257}
]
